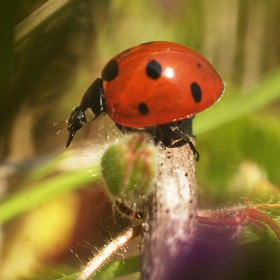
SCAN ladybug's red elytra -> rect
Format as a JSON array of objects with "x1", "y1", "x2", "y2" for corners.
[{"x1": 66, "y1": 41, "x2": 225, "y2": 153}]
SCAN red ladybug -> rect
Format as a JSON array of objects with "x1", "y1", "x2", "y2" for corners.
[{"x1": 66, "y1": 41, "x2": 225, "y2": 151}]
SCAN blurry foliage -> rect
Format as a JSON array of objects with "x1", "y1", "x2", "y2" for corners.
[{"x1": 1, "y1": 0, "x2": 280, "y2": 279}]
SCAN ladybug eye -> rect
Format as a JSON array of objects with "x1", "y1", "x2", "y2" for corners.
[
  {"x1": 190, "y1": 82, "x2": 202, "y2": 103},
  {"x1": 146, "y1": 60, "x2": 162, "y2": 79}
]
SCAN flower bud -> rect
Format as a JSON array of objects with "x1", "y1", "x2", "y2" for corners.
[{"x1": 101, "y1": 133, "x2": 157, "y2": 214}]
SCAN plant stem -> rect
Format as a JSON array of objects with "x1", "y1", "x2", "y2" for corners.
[
  {"x1": 140, "y1": 143, "x2": 198, "y2": 280},
  {"x1": 77, "y1": 225, "x2": 141, "y2": 280}
]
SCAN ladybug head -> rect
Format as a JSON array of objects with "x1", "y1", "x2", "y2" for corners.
[{"x1": 66, "y1": 106, "x2": 86, "y2": 147}]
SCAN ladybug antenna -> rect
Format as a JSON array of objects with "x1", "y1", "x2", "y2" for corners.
[
  {"x1": 53, "y1": 120, "x2": 68, "y2": 127},
  {"x1": 54, "y1": 119, "x2": 77, "y2": 147},
  {"x1": 54, "y1": 120, "x2": 69, "y2": 137},
  {"x1": 55, "y1": 121, "x2": 71, "y2": 145},
  {"x1": 56, "y1": 127, "x2": 68, "y2": 135}
]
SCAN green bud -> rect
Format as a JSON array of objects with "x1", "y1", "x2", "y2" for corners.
[{"x1": 101, "y1": 133, "x2": 157, "y2": 209}]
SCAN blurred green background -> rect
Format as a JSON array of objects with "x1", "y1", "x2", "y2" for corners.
[{"x1": 1, "y1": 0, "x2": 280, "y2": 279}]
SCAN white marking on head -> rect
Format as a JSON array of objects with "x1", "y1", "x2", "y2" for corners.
[{"x1": 85, "y1": 108, "x2": 96, "y2": 122}]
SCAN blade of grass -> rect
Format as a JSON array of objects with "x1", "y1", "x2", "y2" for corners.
[
  {"x1": 14, "y1": 0, "x2": 75, "y2": 44},
  {"x1": 19, "y1": 153, "x2": 69, "y2": 185},
  {"x1": 0, "y1": 164, "x2": 101, "y2": 224}
]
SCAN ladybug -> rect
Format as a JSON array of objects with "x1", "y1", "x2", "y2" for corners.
[{"x1": 65, "y1": 41, "x2": 225, "y2": 157}]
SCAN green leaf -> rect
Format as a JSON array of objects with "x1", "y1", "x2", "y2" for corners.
[{"x1": 56, "y1": 255, "x2": 140, "y2": 280}]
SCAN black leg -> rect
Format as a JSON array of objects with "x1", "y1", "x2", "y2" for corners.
[
  {"x1": 178, "y1": 132, "x2": 199, "y2": 161},
  {"x1": 115, "y1": 199, "x2": 145, "y2": 219},
  {"x1": 114, "y1": 118, "x2": 199, "y2": 160}
]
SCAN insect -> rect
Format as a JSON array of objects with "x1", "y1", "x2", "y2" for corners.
[{"x1": 65, "y1": 41, "x2": 225, "y2": 157}]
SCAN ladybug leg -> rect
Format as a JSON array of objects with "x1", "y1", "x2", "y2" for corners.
[
  {"x1": 150, "y1": 122, "x2": 199, "y2": 160},
  {"x1": 148, "y1": 124, "x2": 177, "y2": 146},
  {"x1": 178, "y1": 132, "x2": 199, "y2": 161},
  {"x1": 115, "y1": 122, "x2": 199, "y2": 160},
  {"x1": 115, "y1": 199, "x2": 145, "y2": 219},
  {"x1": 178, "y1": 118, "x2": 199, "y2": 161}
]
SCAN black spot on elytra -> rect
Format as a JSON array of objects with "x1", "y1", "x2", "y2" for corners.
[
  {"x1": 190, "y1": 82, "x2": 202, "y2": 103},
  {"x1": 197, "y1": 63, "x2": 201, "y2": 68},
  {"x1": 138, "y1": 103, "x2": 149, "y2": 115},
  {"x1": 146, "y1": 60, "x2": 162, "y2": 79},
  {"x1": 102, "y1": 59, "x2": 119, "y2": 81}
]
